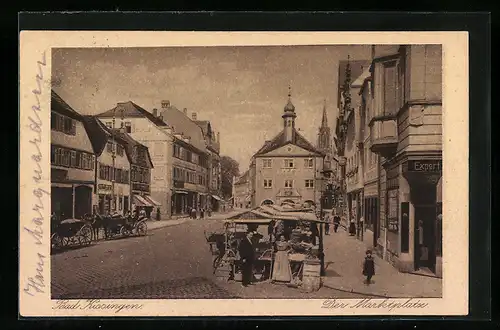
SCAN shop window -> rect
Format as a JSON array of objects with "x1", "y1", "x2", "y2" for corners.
[{"x1": 387, "y1": 189, "x2": 399, "y2": 232}]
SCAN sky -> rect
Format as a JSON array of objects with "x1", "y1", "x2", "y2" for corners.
[{"x1": 52, "y1": 45, "x2": 371, "y2": 170}]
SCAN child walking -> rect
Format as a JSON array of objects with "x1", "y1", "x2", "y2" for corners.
[{"x1": 362, "y1": 249, "x2": 375, "y2": 285}]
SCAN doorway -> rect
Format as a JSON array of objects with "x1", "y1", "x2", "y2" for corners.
[{"x1": 412, "y1": 183, "x2": 437, "y2": 273}]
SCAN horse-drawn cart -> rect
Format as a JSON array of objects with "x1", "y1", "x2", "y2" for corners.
[
  {"x1": 103, "y1": 214, "x2": 148, "y2": 239},
  {"x1": 51, "y1": 218, "x2": 93, "y2": 251}
]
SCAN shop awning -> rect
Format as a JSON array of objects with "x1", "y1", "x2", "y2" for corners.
[
  {"x1": 133, "y1": 195, "x2": 153, "y2": 207},
  {"x1": 212, "y1": 195, "x2": 223, "y2": 201},
  {"x1": 143, "y1": 195, "x2": 161, "y2": 207}
]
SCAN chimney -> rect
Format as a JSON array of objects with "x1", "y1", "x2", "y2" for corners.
[
  {"x1": 152, "y1": 108, "x2": 158, "y2": 117},
  {"x1": 183, "y1": 108, "x2": 188, "y2": 116},
  {"x1": 161, "y1": 100, "x2": 170, "y2": 109},
  {"x1": 191, "y1": 112, "x2": 197, "y2": 121}
]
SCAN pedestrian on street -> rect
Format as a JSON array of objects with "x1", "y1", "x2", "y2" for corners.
[
  {"x1": 156, "y1": 207, "x2": 161, "y2": 221},
  {"x1": 349, "y1": 219, "x2": 356, "y2": 236},
  {"x1": 324, "y1": 212, "x2": 330, "y2": 235},
  {"x1": 208, "y1": 207, "x2": 212, "y2": 217},
  {"x1": 333, "y1": 212, "x2": 341, "y2": 233},
  {"x1": 200, "y1": 208, "x2": 205, "y2": 219},
  {"x1": 362, "y1": 249, "x2": 375, "y2": 285},
  {"x1": 191, "y1": 207, "x2": 197, "y2": 220},
  {"x1": 238, "y1": 231, "x2": 256, "y2": 287}
]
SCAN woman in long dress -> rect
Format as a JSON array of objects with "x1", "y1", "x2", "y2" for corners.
[{"x1": 272, "y1": 235, "x2": 292, "y2": 282}]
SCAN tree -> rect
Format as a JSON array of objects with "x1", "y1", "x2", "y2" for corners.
[{"x1": 220, "y1": 155, "x2": 240, "y2": 198}]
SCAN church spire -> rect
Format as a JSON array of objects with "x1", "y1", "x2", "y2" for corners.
[{"x1": 321, "y1": 99, "x2": 328, "y2": 128}]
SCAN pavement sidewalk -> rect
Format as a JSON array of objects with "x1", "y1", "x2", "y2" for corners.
[{"x1": 322, "y1": 227, "x2": 442, "y2": 298}]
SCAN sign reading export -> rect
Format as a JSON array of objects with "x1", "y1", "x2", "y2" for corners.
[{"x1": 406, "y1": 160, "x2": 442, "y2": 173}]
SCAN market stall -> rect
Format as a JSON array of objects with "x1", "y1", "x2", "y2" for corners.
[{"x1": 205, "y1": 204, "x2": 326, "y2": 292}]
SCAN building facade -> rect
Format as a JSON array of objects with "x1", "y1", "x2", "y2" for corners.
[
  {"x1": 357, "y1": 67, "x2": 381, "y2": 249},
  {"x1": 193, "y1": 115, "x2": 224, "y2": 211},
  {"x1": 368, "y1": 45, "x2": 443, "y2": 277},
  {"x1": 250, "y1": 90, "x2": 325, "y2": 208},
  {"x1": 232, "y1": 171, "x2": 251, "y2": 209},
  {"x1": 82, "y1": 116, "x2": 132, "y2": 215},
  {"x1": 112, "y1": 129, "x2": 156, "y2": 217},
  {"x1": 97, "y1": 101, "x2": 174, "y2": 217},
  {"x1": 158, "y1": 102, "x2": 210, "y2": 215},
  {"x1": 51, "y1": 91, "x2": 96, "y2": 220},
  {"x1": 336, "y1": 46, "x2": 443, "y2": 277}
]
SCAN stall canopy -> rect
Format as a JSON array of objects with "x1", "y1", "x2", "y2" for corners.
[
  {"x1": 133, "y1": 195, "x2": 153, "y2": 207},
  {"x1": 212, "y1": 195, "x2": 223, "y2": 201},
  {"x1": 143, "y1": 195, "x2": 161, "y2": 207},
  {"x1": 226, "y1": 206, "x2": 325, "y2": 224}
]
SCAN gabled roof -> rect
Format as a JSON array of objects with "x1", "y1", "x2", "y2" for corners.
[
  {"x1": 253, "y1": 128, "x2": 325, "y2": 157},
  {"x1": 110, "y1": 129, "x2": 154, "y2": 168},
  {"x1": 234, "y1": 170, "x2": 249, "y2": 185},
  {"x1": 160, "y1": 106, "x2": 207, "y2": 152},
  {"x1": 51, "y1": 90, "x2": 84, "y2": 121},
  {"x1": 194, "y1": 120, "x2": 211, "y2": 137},
  {"x1": 96, "y1": 101, "x2": 168, "y2": 127},
  {"x1": 81, "y1": 116, "x2": 131, "y2": 162}
]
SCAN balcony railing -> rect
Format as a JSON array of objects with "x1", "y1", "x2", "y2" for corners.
[{"x1": 369, "y1": 115, "x2": 398, "y2": 158}]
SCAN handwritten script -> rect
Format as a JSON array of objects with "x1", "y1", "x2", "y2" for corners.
[
  {"x1": 53, "y1": 300, "x2": 145, "y2": 314},
  {"x1": 23, "y1": 51, "x2": 50, "y2": 297},
  {"x1": 322, "y1": 298, "x2": 429, "y2": 312}
]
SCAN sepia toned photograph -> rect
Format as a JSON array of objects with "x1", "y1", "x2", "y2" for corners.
[
  {"x1": 48, "y1": 44, "x2": 443, "y2": 300},
  {"x1": 19, "y1": 31, "x2": 469, "y2": 317}
]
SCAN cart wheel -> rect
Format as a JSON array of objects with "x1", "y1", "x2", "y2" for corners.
[
  {"x1": 60, "y1": 236, "x2": 70, "y2": 247},
  {"x1": 78, "y1": 225, "x2": 93, "y2": 246},
  {"x1": 51, "y1": 233, "x2": 63, "y2": 251},
  {"x1": 213, "y1": 255, "x2": 222, "y2": 274},
  {"x1": 120, "y1": 226, "x2": 131, "y2": 237},
  {"x1": 135, "y1": 221, "x2": 147, "y2": 236}
]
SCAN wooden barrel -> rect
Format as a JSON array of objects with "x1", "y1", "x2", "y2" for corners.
[{"x1": 301, "y1": 260, "x2": 321, "y2": 292}]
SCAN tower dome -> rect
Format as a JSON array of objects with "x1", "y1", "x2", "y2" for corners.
[{"x1": 284, "y1": 86, "x2": 296, "y2": 112}]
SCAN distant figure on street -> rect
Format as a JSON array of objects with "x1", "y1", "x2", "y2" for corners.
[
  {"x1": 333, "y1": 211, "x2": 341, "y2": 233},
  {"x1": 324, "y1": 212, "x2": 331, "y2": 235},
  {"x1": 191, "y1": 207, "x2": 197, "y2": 219},
  {"x1": 208, "y1": 207, "x2": 212, "y2": 217},
  {"x1": 156, "y1": 207, "x2": 161, "y2": 221},
  {"x1": 349, "y1": 219, "x2": 356, "y2": 236},
  {"x1": 238, "y1": 231, "x2": 256, "y2": 287},
  {"x1": 362, "y1": 249, "x2": 375, "y2": 285},
  {"x1": 200, "y1": 208, "x2": 205, "y2": 219}
]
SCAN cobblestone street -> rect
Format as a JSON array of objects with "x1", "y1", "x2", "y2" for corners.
[{"x1": 51, "y1": 216, "x2": 375, "y2": 299}]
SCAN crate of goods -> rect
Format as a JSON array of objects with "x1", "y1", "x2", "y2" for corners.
[
  {"x1": 301, "y1": 259, "x2": 322, "y2": 292},
  {"x1": 215, "y1": 262, "x2": 231, "y2": 282}
]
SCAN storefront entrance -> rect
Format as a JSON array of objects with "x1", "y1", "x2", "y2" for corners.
[
  {"x1": 51, "y1": 186, "x2": 73, "y2": 219},
  {"x1": 74, "y1": 185, "x2": 92, "y2": 219},
  {"x1": 412, "y1": 184, "x2": 437, "y2": 273}
]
